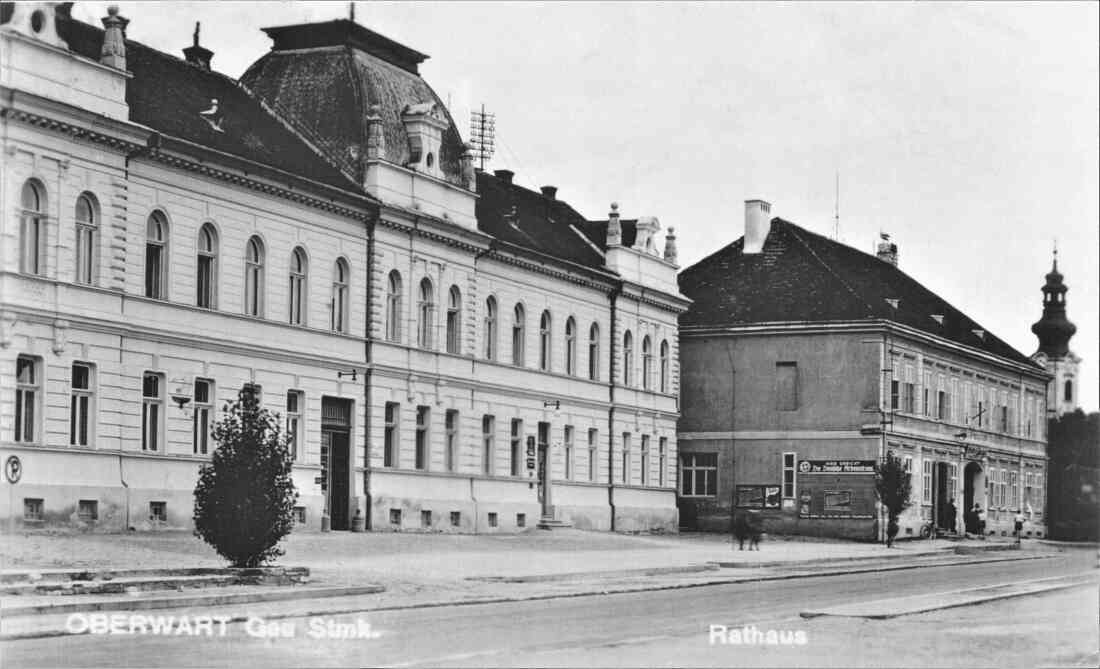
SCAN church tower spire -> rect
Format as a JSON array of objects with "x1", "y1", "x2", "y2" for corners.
[
  {"x1": 1030, "y1": 247, "x2": 1080, "y2": 417},
  {"x1": 1031, "y1": 247, "x2": 1076, "y2": 358}
]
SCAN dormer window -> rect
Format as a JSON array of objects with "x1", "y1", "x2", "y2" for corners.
[{"x1": 402, "y1": 102, "x2": 448, "y2": 178}]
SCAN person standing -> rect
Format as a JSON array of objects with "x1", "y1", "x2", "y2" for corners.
[
  {"x1": 946, "y1": 500, "x2": 958, "y2": 535},
  {"x1": 1014, "y1": 509, "x2": 1025, "y2": 544},
  {"x1": 976, "y1": 503, "x2": 987, "y2": 540}
]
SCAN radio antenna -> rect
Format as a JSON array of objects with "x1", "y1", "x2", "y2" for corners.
[{"x1": 469, "y1": 104, "x2": 496, "y2": 171}]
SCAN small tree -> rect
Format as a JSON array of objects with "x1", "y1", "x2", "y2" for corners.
[
  {"x1": 875, "y1": 451, "x2": 913, "y2": 548},
  {"x1": 193, "y1": 389, "x2": 298, "y2": 567}
]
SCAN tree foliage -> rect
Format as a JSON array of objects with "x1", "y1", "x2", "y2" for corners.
[
  {"x1": 875, "y1": 451, "x2": 913, "y2": 547},
  {"x1": 1047, "y1": 410, "x2": 1100, "y2": 541},
  {"x1": 193, "y1": 389, "x2": 298, "y2": 567}
]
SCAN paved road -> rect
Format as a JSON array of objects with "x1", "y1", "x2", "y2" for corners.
[{"x1": 3, "y1": 550, "x2": 1095, "y2": 668}]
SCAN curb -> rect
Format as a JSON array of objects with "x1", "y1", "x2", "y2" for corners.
[
  {"x1": 467, "y1": 563, "x2": 719, "y2": 583},
  {"x1": 799, "y1": 575, "x2": 1097, "y2": 620},
  {"x1": 0, "y1": 584, "x2": 384, "y2": 617},
  {"x1": 714, "y1": 548, "x2": 950, "y2": 569},
  {"x1": 0, "y1": 566, "x2": 310, "y2": 586},
  {"x1": 0, "y1": 552, "x2": 1057, "y2": 641}
]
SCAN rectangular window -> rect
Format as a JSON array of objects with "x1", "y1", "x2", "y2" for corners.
[
  {"x1": 286, "y1": 390, "x2": 303, "y2": 461},
  {"x1": 903, "y1": 365, "x2": 915, "y2": 413},
  {"x1": 1009, "y1": 470, "x2": 1018, "y2": 510},
  {"x1": 937, "y1": 390, "x2": 948, "y2": 421},
  {"x1": 922, "y1": 459, "x2": 932, "y2": 504},
  {"x1": 640, "y1": 435, "x2": 650, "y2": 486},
  {"x1": 415, "y1": 406, "x2": 429, "y2": 470},
  {"x1": 947, "y1": 464, "x2": 957, "y2": 501},
  {"x1": 142, "y1": 372, "x2": 163, "y2": 452},
  {"x1": 487, "y1": 512, "x2": 498, "y2": 528},
  {"x1": 294, "y1": 506, "x2": 307, "y2": 524},
  {"x1": 564, "y1": 425, "x2": 574, "y2": 480},
  {"x1": 658, "y1": 437, "x2": 668, "y2": 487},
  {"x1": 510, "y1": 419, "x2": 523, "y2": 476},
  {"x1": 384, "y1": 402, "x2": 399, "y2": 468},
  {"x1": 782, "y1": 452, "x2": 796, "y2": 499},
  {"x1": 923, "y1": 371, "x2": 933, "y2": 416},
  {"x1": 149, "y1": 501, "x2": 167, "y2": 523},
  {"x1": 193, "y1": 379, "x2": 213, "y2": 455},
  {"x1": 621, "y1": 432, "x2": 631, "y2": 484},
  {"x1": 445, "y1": 409, "x2": 458, "y2": 472},
  {"x1": 1034, "y1": 474, "x2": 1043, "y2": 517},
  {"x1": 680, "y1": 453, "x2": 718, "y2": 497},
  {"x1": 890, "y1": 379, "x2": 900, "y2": 411},
  {"x1": 776, "y1": 362, "x2": 798, "y2": 411},
  {"x1": 78, "y1": 499, "x2": 98, "y2": 522},
  {"x1": 23, "y1": 498, "x2": 44, "y2": 522},
  {"x1": 516, "y1": 513, "x2": 526, "y2": 528},
  {"x1": 482, "y1": 414, "x2": 494, "y2": 476},
  {"x1": 450, "y1": 511, "x2": 461, "y2": 527},
  {"x1": 950, "y1": 378, "x2": 960, "y2": 423},
  {"x1": 69, "y1": 363, "x2": 93, "y2": 447},
  {"x1": 389, "y1": 509, "x2": 402, "y2": 525},
  {"x1": 15, "y1": 356, "x2": 40, "y2": 443},
  {"x1": 588, "y1": 428, "x2": 599, "y2": 482},
  {"x1": 421, "y1": 510, "x2": 432, "y2": 528}
]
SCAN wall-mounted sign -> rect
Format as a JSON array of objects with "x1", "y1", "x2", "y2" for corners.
[
  {"x1": 797, "y1": 459, "x2": 876, "y2": 475},
  {"x1": 4, "y1": 455, "x2": 22, "y2": 484},
  {"x1": 735, "y1": 485, "x2": 781, "y2": 509}
]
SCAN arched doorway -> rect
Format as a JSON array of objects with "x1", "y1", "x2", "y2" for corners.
[{"x1": 963, "y1": 462, "x2": 984, "y2": 534}]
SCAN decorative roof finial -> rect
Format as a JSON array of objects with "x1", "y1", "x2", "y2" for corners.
[
  {"x1": 663, "y1": 226, "x2": 678, "y2": 265},
  {"x1": 100, "y1": 5, "x2": 129, "y2": 70},
  {"x1": 607, "y1": 202, "x2": 622, "y2": 247},
  {"x1": 349, "y1": 2, "x2": 356, "y2": 22}
]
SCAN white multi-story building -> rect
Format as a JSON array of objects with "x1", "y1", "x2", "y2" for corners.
[{"x1": 0, "y1": 4, "x2": 688, "y2": 533}]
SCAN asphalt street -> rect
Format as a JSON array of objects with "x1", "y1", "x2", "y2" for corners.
[{"x1": 2, "y1": 549, "x2": 1095, "y2": 668}]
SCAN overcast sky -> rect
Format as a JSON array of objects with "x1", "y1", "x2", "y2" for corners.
[{"x1": 77, "y1": 2, "x2": 1098, "y2": 411}]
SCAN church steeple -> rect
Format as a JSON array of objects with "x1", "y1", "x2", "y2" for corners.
[{"x1": 1031, "y1": 247, "x2": 1076, "y2": 358}]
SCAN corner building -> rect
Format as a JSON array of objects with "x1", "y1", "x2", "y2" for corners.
[
  {"x1": 676, "y1": 202, "x2": 1050, "y2": 540},
  {"x1": 1, "y1": 6, "x2": 688, "y2": 533}
]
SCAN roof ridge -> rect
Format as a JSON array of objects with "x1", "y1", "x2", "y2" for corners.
[{"x1": 780, "y1": 220, "x2": 880, "y2": 318}]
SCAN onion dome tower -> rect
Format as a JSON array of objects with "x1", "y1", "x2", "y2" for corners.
[{"x1": 1031, "y1": 249, "x2": 1080, "y2": 416}]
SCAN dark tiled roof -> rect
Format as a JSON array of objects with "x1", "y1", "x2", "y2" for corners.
[
  {"x1": 679, "y1": 219, "x2": 1039, "y2": 368},
  {"x1": 475, "y1": 171, "x2": 609, "y2": 271},
  {"x1": 240, "y1": 20, "x2": 466, "y2": 186},
  {"x1": 53, "y1": 13, "x2": 361, "y2": 193},
  {"x1": 576, "y1": 218, "x2": 639, "y2": 252}
]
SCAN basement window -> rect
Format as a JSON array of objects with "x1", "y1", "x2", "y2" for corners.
[
  {"x1": 516, "y1": 513, "x2": 526, "y2": 528},
  {"x1": 488, "y1": 512, "x2": 498, "y2": 528},
  {"x1": 149, "y1": 501, "x2": 167, "y2": 523},
  {"x1": 78, "y1": 500, "x2": 98, "y2": 522},
  {"x1": 389, "y1": 509, "x2": 402, "y2": 525},
  {"x1": 450, "y1": 511, "x2": 461, "y2": 527},
  {"x1": 421, "y1": 510, "x2": 432, "y2": 528},
  {"x1": 23, "y1": 498, "x2": 44, "y2": 522}
]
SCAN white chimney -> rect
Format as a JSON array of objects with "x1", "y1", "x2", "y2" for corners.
[{"x1": 743, "y1": 200, "x2": 772, "y2": 254}]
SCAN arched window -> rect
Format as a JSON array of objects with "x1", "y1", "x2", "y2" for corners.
[
  {"x1": 588, "y1": 323, "x2": 600, "y2": 381},
  {"x1": 484, "y1": 296, "x2": 498, "y2": 360},
  {"x1": 539, "y1": 310, "x2": 552, "y2": 371},
  {"x1": 1064, "y1": 380, "x2": 1073, "y2": 402},
  {"x1": 196, "y1": 223, "x2": 217, "y2": 308},
  {"x1": 417, "y1": 277, "x2": 434, "y2": 349},
  {"x1": 244, "y1": 236, "x2": 265, "y2": 316},
  {"x1": 642, "y1": 335, "x2": 653, "y2": 390},
  {"x1": 332, "y1": 258, "x2": 350, "y2": 333},
  {"x1": 659, "y1": 339, "x2": 670, "y2": 393},
  {"x1": 446, "y1": 285, "x2": 462, "y2": 354},
  {"x1": 75, "y1": 193, "x2": 97, "y2": 284},
  {"x1": 145, "y1": 211, "x2": 169, "y2": 299},
  {"x1": 623, "y1": 330, "x2": 634, "y2": 387},
  {"x1": 512, "y1": 303, "x2": 526, "y2": 366},
  {"x1": 288, "y1": 247, "x2": 307, "y2": 325},
  {"x1": 385, "y1": 270, "x2": 402, "y2": 342},
  {"x1": 565, "y1": 317, "x2": 577, "y2": 376},
  {"x1": 20, "y1": 180, "x2": 46, "y2": 275}
]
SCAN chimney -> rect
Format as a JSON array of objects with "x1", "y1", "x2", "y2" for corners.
[
  {"x1": 876, "y1": 237, "x2": 899, "y2": 266},
  {"x1": 100, "y1": 5, "x2": 128, "y2": 70},
  {"x1": 493, "y1": 169, "x2": 514, "y2": 185},
  {"x1": 606, "y1": 202, "x2": 622, "y2": 247},
  {"x1": 183, "y1": 21, "x2": 214, "y2": 71},
  {"x1": 540, "y1": 186, "x2": 557, "y2": 200},
  {"x1": 743, "y1": 200, "x2": 772, "y2": 254}
]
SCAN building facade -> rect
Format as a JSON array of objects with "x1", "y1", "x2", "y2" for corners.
[
  {"x1": 676, "y1": 201, "x2": 1050, "y2": 540},
  {"x1": 1, "y1": 4, "x2": 688, "y2": 533}
]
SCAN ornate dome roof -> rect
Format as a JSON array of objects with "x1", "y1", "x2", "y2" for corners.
[{"x1": 239, "y1": 19, "x2": 467, "y2": 187}]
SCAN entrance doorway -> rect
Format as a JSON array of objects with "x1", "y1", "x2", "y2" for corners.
[
  {"x1": 537, "y1": 421, "x2": 552, "y2": 518},
  {"x1": 964, "y1": 462, "x2": 983, "y2": 533},
  {"x1": 321, "y1": 397, "x2": 353, "y2": 531},
  {"x1": 934, "y1": 462, "x2": 953, "y2": 532}
]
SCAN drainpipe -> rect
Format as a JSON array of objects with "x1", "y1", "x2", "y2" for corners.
[
  {"x1": 362, "y1": 211, "x2": 376, "y2": 529},
  {"x1": 118, "y1": 454, "x2": 130, "y2": 530},
  {"x1": 725, "y1": 338, "x2": 737, "y2": 543},
  {"x1": 879, "y1": 330, "x2": 890, "y2": 544},
  {"x1": 607, "y1": 284, "x2": 622, "y2": 531}
]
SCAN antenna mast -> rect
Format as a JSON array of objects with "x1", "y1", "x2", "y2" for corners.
[
  {"x1": 834, "y1": 170, "x2": 840, "y2": 241},
  {"x1": 469, "y1": 104, "x2": 496, "y2": 171}
]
